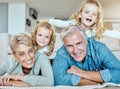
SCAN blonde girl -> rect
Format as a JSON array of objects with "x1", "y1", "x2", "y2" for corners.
[
  {"x1": 30, "y1": 20, "x2": 56, "y2": 56},
  {"x1": 49, "y1": 0, "x2": 120, "y2": 39}
]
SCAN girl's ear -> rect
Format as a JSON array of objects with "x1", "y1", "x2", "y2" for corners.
[
  {"x1": 95, "y1": 17, "x2": 98, "y2": 23},
  {"x1": 78, "y1": 12, "x2": 81, "y2": 19}
]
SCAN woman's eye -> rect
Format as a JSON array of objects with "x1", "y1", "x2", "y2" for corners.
[
  {"x1": 28, "y1": 49, "x2": 34, "y2": 54},
  {"x1": 19, "y1": 53, "x2": 24, "y2": 56}
]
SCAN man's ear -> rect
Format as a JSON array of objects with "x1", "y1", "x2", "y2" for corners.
[{"x1": 85, "y1": 39, "x2": 88, "y2": 45}]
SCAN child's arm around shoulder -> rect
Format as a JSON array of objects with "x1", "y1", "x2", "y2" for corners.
[
  {"x1": 49, "y1": 18, "x2": 76, "y2": 28},
  {"x1": 103, "y1": 29, "x2": 120, "y2": 39}
]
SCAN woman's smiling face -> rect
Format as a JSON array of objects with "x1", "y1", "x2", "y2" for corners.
[{"x1": 14, "y1": 44, "x2": 35, "y2": 69}]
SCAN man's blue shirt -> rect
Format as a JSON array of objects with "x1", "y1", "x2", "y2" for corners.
[{"x1": 52, "y1": 38, "x2": 120, "y2": 86}]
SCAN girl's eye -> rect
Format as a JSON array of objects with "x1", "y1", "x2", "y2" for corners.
[
  {"x1": 93, "y1": 13, "x2": 97, "y2": 16},
  {"x1": 85, "y1": 11, "x2": 89, "y2": 13},
  {"x1": 46, "y1": 36, "x2": 49, "y2": 38},
  {"x1": 38, "y1": 34, "x2": 42, "y2": 36}
]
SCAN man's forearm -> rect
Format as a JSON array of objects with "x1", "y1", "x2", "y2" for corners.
[
  {"x1": 77, "y1": 77, "x2": 98, "y2": 86},
  {"x1": 79, "y1": 71, "x2": 104, "y2": 83}
]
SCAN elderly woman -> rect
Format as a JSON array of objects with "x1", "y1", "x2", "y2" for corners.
[{"x1": 0, "y1": 33, "x2": 54, "y2": 87}]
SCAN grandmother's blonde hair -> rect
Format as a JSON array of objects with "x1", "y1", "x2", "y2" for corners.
[
  {"x1": 10, "y1": 33, "x2": 33, "y2": 54},
  {"x1": 30, "y1": 20, "x2": 56, "y2": 56},
  {"x1": 70, "y1": 0, "x2": 106, "y2": 39}
]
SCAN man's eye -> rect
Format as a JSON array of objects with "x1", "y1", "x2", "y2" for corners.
[
  {"x1": 77, "y1": 42, "x2": 81, "y2": 45},
  {"x1": 76, "y1": 42, "x2": 83, "y2": 46},
  {"x1": 67, "y1": 45, "x2": 73, "y2": 49}
]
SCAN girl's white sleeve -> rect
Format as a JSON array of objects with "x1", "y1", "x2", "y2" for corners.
[
  {"x1": 49, "y1": 19, "x2": 76, "y2": 28},
  {"x1": 103, "y1": 29, "x2": 120, "y2": 39}
]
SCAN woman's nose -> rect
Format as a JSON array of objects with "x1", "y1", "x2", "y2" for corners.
[{"x1": 25, "y1": 54, "x2": 31, "y2": 60}]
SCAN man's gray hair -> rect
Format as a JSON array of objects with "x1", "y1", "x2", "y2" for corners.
[{"x1": 61, "y1": 25, "x2": 87, "y2": 41}]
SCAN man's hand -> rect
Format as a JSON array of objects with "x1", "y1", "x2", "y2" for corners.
[
  {"x1": 67, "y1": 65, "x2": 84, "y2": 76},
  {"x1": 67, "y1": 65, "x2": 103, "y2": 83}
]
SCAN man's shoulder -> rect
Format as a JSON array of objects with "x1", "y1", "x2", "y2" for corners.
[
  {"x1": 88, "y1": 38, "x2": 107, "y2": 51},
  {"x1": 88, "y1": 38, "x2": 106, "y2": 47},
  {"x1": 56, "y1": 45, "x2": 70, "y2": 58}
]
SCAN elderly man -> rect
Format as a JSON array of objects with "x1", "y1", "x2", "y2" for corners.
[{"x1": 52, "y1": 25, "x2": 120, "y2": 86}]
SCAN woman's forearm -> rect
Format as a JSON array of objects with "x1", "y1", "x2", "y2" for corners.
[{"x1": 11, "y1": 80, "x2": 31, "y2": 87}]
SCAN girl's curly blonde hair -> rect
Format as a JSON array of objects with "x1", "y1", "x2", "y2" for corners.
[
  {"x1": 30, "y1": 20, "x2": 56, "y2": 56},
  {"x1": 70, "y1": 0, "x2": 106, "y2": 39}
]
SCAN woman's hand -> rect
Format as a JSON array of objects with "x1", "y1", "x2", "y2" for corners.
[
  {"x1": 0, "y1": 75, "x2": 30, "y2": 87},
  {"x1": 3, "y1": 74, "x2": 24, "y2": 81},
  {"x1": 0, "y1": 76, "x2": 11, "y2": 86},
  {"x1": 0, "y1": 74, "x2": 24, "y2": 86},
  {"x1": 10, "y1": 80, "x2": 31, "y2": 87}
]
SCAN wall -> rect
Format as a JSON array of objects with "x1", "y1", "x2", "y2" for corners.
[
  {"x1": 101, "y1": 0, "x2": 120, "y2": 21},
  {"x1": 0, "y1": 33, "x2": 9, "y2": 63},
  {"x1": 8, "y1": 3, "x2": 26, "y2": 35},
  {"x1": 25, "y1": 5, "x2": 37, "y2": 33},
  {"x1": 0, "y1": 3, "x2": 8, "y2": 33}
]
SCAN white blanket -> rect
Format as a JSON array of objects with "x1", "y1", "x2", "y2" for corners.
[{"x1": 0, "y1": 83, "x2": 120, "y2": 89}]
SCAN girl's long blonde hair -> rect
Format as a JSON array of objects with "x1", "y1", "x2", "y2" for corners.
[
  {"x1": 70, "y1": 0, "x2": 106, "y2": 39},
  {"x1": 30, "y1": 20, "x2": 56, "y2": 56}
]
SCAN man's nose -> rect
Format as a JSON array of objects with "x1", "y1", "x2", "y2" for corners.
[{"x1": 73, "y1": 46, "x2": 78, "y2": 54}]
